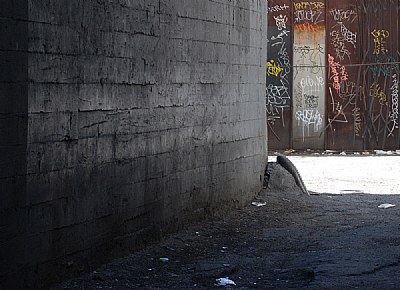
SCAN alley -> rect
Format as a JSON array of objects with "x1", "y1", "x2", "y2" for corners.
[{"x1": 55, "y1": 155, "x2": 400, "y2": 289}]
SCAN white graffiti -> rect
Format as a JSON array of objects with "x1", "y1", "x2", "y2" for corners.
[
  {"x1": 352, "y1": 107, "x2": 362, "y2": 137},
  {"x1": 328, "y1": 87, "x2": 348, "y2": 125},
  {"x1": 274, "y1": 14, "x2": 288, "y2": 31},
  {"x1": 329, "y1": 8, "x2": 357, "y2": 23},
  {"x1": 266, "y1": 84, "x2": 291, "y2": 126},
  {"x1": 336, "y1": 22, "x2": 357, "y2": 47},
  {"x1": 268, "y1": 4, "x2": 289, "y2": 14},
  {"x1": 271, "y1": 30, "x2": 290, "y2": 47},
  {"x1": 300, "y1": 75, "x2": 325, "y2": 95},
  {"x1": 294, "y1": 9, "x2": 324, "y2": 24},
  {"x1": 389, "y1": 74, "x2": 399, "y2": 136},
  {"x1": 295, "y1": 109, "x2": 323, "y2": 137}
]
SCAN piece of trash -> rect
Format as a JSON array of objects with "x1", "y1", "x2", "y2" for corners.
[
  {"x1": 324, "y1": 149, "x2": 338, "y2": 154},
  {"x1": 374, "y1": 150, "x2": 393, "y2": 155},
  {"x1": 195, "y1": 231, "x2": 200, "y2": 236},
  {"x1": 353, "y1": 152, "x2": 360, "y2": 155},
  {"x1": 215, "y1": 277, "x2": 236, "y2": 286},
  {"x1": 159, "y1": 258, "x2": 169, "y2": 262},
  {"x1": 378, "y1": 203, "x2": 396, "y2": 209},
  {"x1": 340, "y1": 151, "x2": 346, "y2": 155},
  {"x1": 251, "y1": 201, "x2": 266, "y2": 207},
  {"x1": 283, "y1": 149, "x2": 296, "y2": 154},
  {"x1": 362, "y1": 151, "x2": 370, "y2": 155}
]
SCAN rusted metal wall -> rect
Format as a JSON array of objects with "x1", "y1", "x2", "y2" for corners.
[
  {"x1": 266, "y1": 0, "x2": 400, "y2": 150},
  {"x1": 292, "y1": 0, "x2": 326, "y2": 149}
]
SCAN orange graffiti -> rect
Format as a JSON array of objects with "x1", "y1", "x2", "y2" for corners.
[
  {"x1": 328, "y1": 54, "x2": 348, "y2": 95},
  {"x1": 295, "y1": 23, "x2": 319, "y2": 32}
]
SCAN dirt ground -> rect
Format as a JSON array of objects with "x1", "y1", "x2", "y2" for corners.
[{"x1": 55, "y1": 155, "x2": 400, "y2": 289}]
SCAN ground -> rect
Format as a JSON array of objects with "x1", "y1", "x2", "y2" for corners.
[{"x1": 55, "y1": 155, "x2": 400, "y2": 289}]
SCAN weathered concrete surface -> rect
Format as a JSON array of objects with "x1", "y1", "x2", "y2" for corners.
[
  {"x1": 0, "y1": 1, "x2": 267, "y2": 288},
  {"x1": 54, "y1": 156, "x2": 400, "y2": 289}
]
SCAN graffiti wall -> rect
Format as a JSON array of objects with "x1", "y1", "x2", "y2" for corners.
[
  {"x1": 292, "y1": 0, "x2": 326, "y2": 149},
  {"x1": 266, "y1": 0, "x2": 292, "y2": 149},
  {"x1": 266, "y1": 0, "x2": 400, "y2": 150}
]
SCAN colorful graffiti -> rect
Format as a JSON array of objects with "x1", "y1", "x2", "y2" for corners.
[
  {"x1": 266, "y1": 0, "x2": 400, "y2": 150},
  {"x1": 292, "y1": 0, "x2": 325, "y2": 147},
  {"x1": 266, "y1": 0, "x2": 292, "y2": 147}
]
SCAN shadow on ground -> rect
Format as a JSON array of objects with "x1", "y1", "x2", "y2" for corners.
[{"x1": 54, "y1": 161, "x2": 400, "y2": 289}]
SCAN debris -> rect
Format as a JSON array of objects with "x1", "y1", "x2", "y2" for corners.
[
  {"x1": 283, "y1": 149, "x2": 296, "y2": 154},
  {"x1": 353, "y1": 152, "x2": 360, "y2": 155},
  {"x1": 251, "y1": 201, "x2": 266, "y2": 207},
  {"x1": 378, "y1": 203, "x2": 396, "y2": 209},
  {"x1": 215, "y1": 277, "x2": 236, "y2": 286},
  {"x1": 374, "y1": 150, "x2": 394, "y2": 155},
  {"x1": 340, "y1": 151, "x2": 346, "y2": 155},
  {"x1": 195, "y1": 231, "x2": 200, "y2": 236},
  {"x1": 324, "y1": 150, "x2": 338, "y2": 154},
  {"x1": 163, "y1": 245, "x2": 176, "y2": 251},
  {"x1": 361, "y1": 151, "x2": 370, "y2": 155},
  {"x1": 159, "y1": 258, "x2": 169, "y2": 262}
]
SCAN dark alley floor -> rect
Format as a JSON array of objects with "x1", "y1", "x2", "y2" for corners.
[{"x1": 55, "y1": 156, "x2": 400, "y2": 289}]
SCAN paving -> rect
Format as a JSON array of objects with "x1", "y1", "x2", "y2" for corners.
[{"x1": 55, "y1": 155, "x2": 400, "y2": 289}]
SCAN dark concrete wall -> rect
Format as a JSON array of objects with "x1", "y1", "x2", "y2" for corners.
[{"x1": 1, "y1": 0, "x2": 267, "y2": 288}]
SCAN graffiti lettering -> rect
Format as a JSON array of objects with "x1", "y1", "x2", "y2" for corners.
[
  {"x1": 388, "y1": 74, "x2": 399, "y2": 136},
  {"x1": 330, "y1": 30, "x2": 351, "y2": 61},
  {"x1": 370, "y1": 83, "x2": 388, "y2": 106},
  {"x1": 352, "y1": 107, "x2": 362, "y2": 136},
  {"x1": 368, "y1": 56, "x2": 399, "y2": 78},
  {"x1": 295, "y1": 109, "x2": 323, "y2": 136},
  {"x1": 267, "y1": 60, "x2": 283, "y2": 77},
  {"x1": 274, "y1": 14, "x2": 288, "y2": 31},
  {"x1": 329, "y1": 8, "x2": 357, "y2": 23},
  {"x1": 304, "y1": 95, "x2": 319, "y2": 109},
  {"x1": 268, "y1": 4, "x2": 290, "y2": 14},
  {"x1": 337, "y1": 22, "x2": 357, "y2": 47},
  {"x1": 300, "y1": 75, "x2": 324, "y2": 95},
  {"x1": 340, "y1": 81, "x2": 361, "y2": 101},
  {"x1": 328, "y1": 54, "x2": 348, "y2": 95},
  {"x1": 294, "y1": 9, "x2": 323, "y2": 24},
  {"x1": 294, "y1": 22, "x2": 319, "y2": 32},
  {"x1": 371, "y1": 29, "x2": 389, "y2": 55},
  {"x1": 294, "y1": 2, "x2": 325, "y2": 11}
]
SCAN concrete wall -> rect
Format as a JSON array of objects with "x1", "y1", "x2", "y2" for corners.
[{"x1": 0, "y1": 0, "x2": 267, "y2": 288}]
